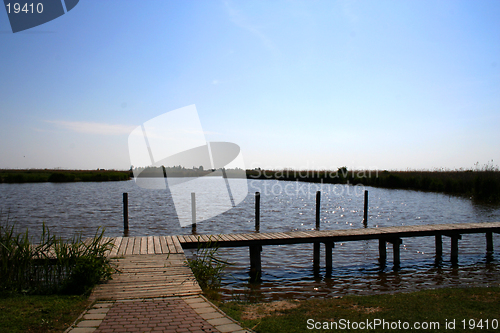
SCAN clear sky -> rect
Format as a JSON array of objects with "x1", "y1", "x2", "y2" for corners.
[{"x1": 1, "y1": 0, "x2": 499, "y2": 171}]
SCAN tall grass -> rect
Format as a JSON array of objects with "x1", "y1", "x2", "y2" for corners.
[
  {"x1": 186, "y1": 237, "x2": 231, "y2": 292},
  {"x1": 0, "y1": 218, "x2": 116, "y2": 295}
]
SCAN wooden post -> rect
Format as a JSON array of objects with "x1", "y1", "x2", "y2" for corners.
[
  {"x1": 363, "y1": 190, "x2": 368, "y2": 226},
  {"x1": 486, "y1": 232, "x2": 493, "y2": 253},
  {"x1": 123, "y1": 193, "x2": 129, "y2": 231},
  {"x1": 435, "y1": 234, "x2": 443, "y2": 261},
  {"x1": 450, "y1": 234, "x2": 461, "y2": 265},
  {"x1": 255, "y1": 192, "x2": 260, "y2": 232},
  {"x1": 191, "y1": 192, "x2": 196, "y2": 234},
  {"x1": 313, "y1": 242, "x2": 320, "y2": 272},
  {"x1": 391, "y1": 238, "x2": 401, "y2": 269},
  {"x1": 325, "y1": 242, "x2": 334, "y2": 275},
  {"x1": 249, "y1": 245, "x2": 262, "y2": 281},
  {"x1": 378, "y1": 239, "x2": 386, "y2": 265},
  {"x1": 313, "y1": 191, "x2": 321, "y2": 272},
  {"x1": 315, "y1": 191, "x2": 321, "y2": 230}
]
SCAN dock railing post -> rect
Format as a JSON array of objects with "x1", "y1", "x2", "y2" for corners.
[
  {"x1": 314, "y1": 191, "x2": 321, "y2": 273},
  {"x1": 123, "y1": 193, "x2": 129, "y2": 231},
  {"x1": 363, "y1": 190, "x2": 368, "y2": 227},
  {"x1": 255, "y1": 192, "x2": 260, "y2": 232},
  {"x1": 191, "y1": 192, "x2": 196, "y2": 234},
  {"x1": 315, "y1": 191, "x2": 321, "y2": 230}
]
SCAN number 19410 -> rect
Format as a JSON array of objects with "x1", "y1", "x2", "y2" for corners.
[
  {"x1": 5, "y1": 3, "x2": 43, "y2": 14},
  {"x1": 462, "y1": 319, "x2": 499, "y2": 330}
]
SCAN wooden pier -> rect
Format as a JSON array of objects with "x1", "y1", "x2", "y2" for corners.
[
  {"x1": 178, "y1": 222, "x2": 500, "y2": 279},
  {"x1": 96, "y1": 222, "x2": 500, "y2": 287}
]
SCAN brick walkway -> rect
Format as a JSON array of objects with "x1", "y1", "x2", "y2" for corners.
[
  {"x1": 66, "y1": 296, "x2": 250, "y2": 333},
  {"x1": 64, "y1": 244, "x2": 250, "y2": 332}
]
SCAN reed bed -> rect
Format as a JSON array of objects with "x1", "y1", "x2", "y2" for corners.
[
  {"x1": 0, "y1": 218, "x2": 116, "y2": 295},
  {"x1": 186, "y1": 237, "x2": 231, "y2": 292}
]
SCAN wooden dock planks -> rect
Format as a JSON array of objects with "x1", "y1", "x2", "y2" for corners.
[
  {"x1": 90, "y1": 254, "x2": 200, "y2": 301},
  {"x1": 169, "y1": 221, "x2": 500, "y2": 250}
]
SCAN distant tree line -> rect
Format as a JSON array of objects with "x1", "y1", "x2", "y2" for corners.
[{"x1": 0, "y1": 169, "x2": 131, "y2": 183}]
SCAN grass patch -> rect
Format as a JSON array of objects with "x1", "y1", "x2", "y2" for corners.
[
  {"x1": 218, "y1": 287, "x2": 500, "y2": 332},
  {"x1": 0, "y1": 294, "x2": 89, "y2": 333}
]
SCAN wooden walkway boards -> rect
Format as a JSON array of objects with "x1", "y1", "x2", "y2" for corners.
[
  {"x1": 91, "y1": 237, "x2": 198, "y2": 301},
  {"x1": 90, "y1": 254, "x2": 201, "y2": 301}
]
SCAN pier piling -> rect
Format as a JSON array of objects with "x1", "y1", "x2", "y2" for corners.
[
  {"x1": 363, "y1": 190, "x2": 368, "y2": 226},
  {"x1": 435, "y1": 234, "x2": 443, "y2": 261},
  {"x1": 313, "y1": 191, "x2": 321, "y2": 273},
  {"x1": 255, "y1": 192, "x2": 260, "y2": 232},
  {"x1": 313, "y1": 243, "x2": 320, "y2": 273},
  {"x1": 123, "y1": 193, "x2": 129, "y2": 231},
  {"x1": 316, "y1": 191, "x2": 321, "y2": 230},
  {"x1": 449, "y1": 234, "x2": 461, "y2": 265},
  {"x1": 249, "y1": 245, "x2": 262, "y2": 281},
  {"x1": 486, "y1": 231, "x2": 493, "y2": 252},
  {"x1": 388, "y1": 238, "x2": 402, "y2": 268},
  {"x1": 379, "y1": 239, "x2": 386, "y2": 265},
  {"x1": 325, "y1": 242, "x2": 334, "y2": 275},
  {"x1": 191, "y1": 192, "x2": 196, "y2": 234}
]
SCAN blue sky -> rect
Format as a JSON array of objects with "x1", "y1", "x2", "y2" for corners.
[{"x1": 1, "y1": 0, "x2": 499, "y2": 171}]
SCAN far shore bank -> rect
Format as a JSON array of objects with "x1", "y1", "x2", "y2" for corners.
[
  {"x1": 1, "y1": 167, "x2": 499, "y2": 203},
  {"x1": 0, "y1": 169, "x2": 132, "y2": 183},
  {"x1": 247, "y1": 168, "x2": 500, "y2": 203}
]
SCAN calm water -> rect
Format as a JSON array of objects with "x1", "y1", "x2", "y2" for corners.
[{"x1": 1, "y1": 179, "x2": 499, "y2": 301}]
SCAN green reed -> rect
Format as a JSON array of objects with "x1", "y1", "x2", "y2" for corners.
[
  {"x1": 186, "y1": 237, "x2": 231, "y2": 292},
  {"x1": 0, "y1": 217, "x2": 116, "y2": 295}
]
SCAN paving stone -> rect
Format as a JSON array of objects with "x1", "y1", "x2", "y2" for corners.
[
  {"x1": 87, "y1": 308, "x2": 111, "y2": 314},
  {"x1": 189, "y1": 301, "x2": 213, "y2": 308},
  {"x1": 216, "y1": 323, "x2": 245, "y2": 333},
  {"x1": 83, "y1": 313, "x2": 107, "y2": 320},
  {"x1": 207, "y1": 318, "x2": 233, "y2": 326},
  {"x1": 77, "y1": 320, "x2": 103, "y2": 328},
  {"x1": 93, "y1": 302, "x2": 114, "y2": 308},
  {"x1": 200, "y1": 312, "x2": 224, "y2": 320},
  {"x1": 192, "y1": 306, "x2": 217, "y2": 314},
  {"x1": 68, "y1": 328, "x2": 97, "y2": 333},
  {"x1": 183, "y1": 297, "x2": 203, "y2": 304}
]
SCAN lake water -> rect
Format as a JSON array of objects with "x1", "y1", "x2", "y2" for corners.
[{"x1": 1, "y1": 178, "x2": 499, "y2": 301}]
